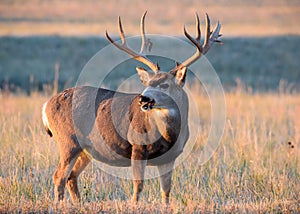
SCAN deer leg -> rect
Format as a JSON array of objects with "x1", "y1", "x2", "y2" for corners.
[
  {"x1": 53, "y1": 147, "x2": 82, "y2": 202},
  {"x1": 66, "y1": 151, "x2": 91, "y2": 203},
  {"x1": 157, "y1": 161, "x2": 174, "y2": 204},
  {"x1": 131, "y1": 145, "x2": 148, "y2": 203}
]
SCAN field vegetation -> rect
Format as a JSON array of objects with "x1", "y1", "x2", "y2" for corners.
[{"x1": 0, "y1": 89, "x2": 299, "y2": 212}]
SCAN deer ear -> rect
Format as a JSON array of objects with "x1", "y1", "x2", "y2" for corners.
[
  {"x1": 136, "y1": 67, "x2": 152, "y2": 86},
  {"x1": 173, "y1": 66, "x2": 187, "y2": 87}
]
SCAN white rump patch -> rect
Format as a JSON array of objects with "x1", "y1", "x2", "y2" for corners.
[{"x1": 42, "y1": 101, "x2": 52, "y2": 132}]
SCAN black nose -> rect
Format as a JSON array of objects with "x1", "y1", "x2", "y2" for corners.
[
  {"x1": 139, "y1": 95, "x2": 155, "y2": 110},
  {"x1": 139, "y1": 95, "x2": 152, "y2": 104}
]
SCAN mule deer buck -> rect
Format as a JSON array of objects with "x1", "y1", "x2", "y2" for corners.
[{"x1": 42, "y1": 12, "x2": 221, "y2": 204}]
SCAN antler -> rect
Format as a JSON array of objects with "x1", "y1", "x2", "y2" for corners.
[
  {"x1": 173, "y1": 13, "x2": 221, "y2": 70},
  {"x1": 106, "y1": 11, "x2": 159, "y2": 73}
]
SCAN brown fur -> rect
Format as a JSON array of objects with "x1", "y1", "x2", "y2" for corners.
[{"x1": 43, "y1": 81, "x2": 189, "y2": 204}]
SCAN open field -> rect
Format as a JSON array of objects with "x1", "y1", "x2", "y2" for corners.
[
  {"x1": 0, "y1": 91, "x2": 299, "y2": 213},
  {"x1": 0, "y1": 0, "x2": 299, "y2": 37}
]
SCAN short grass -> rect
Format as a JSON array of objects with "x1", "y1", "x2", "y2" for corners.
[{"x1": 0, "y1": 90, "x2": 299, "y2": 213}]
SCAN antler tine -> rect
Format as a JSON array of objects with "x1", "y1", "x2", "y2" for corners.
[
  {"x1": 203, "y1": 19, "x2": 221, "y2": 54},
  {"x1": 195, "y1": 13, "x2": 201, "y2": 42},
  {"x1": 140, "y1": 11, "x2": 154, "y2": 55},
  {"x1": 173, "y1": 13, "x2": 221, "y2": 70},
  {"x1": 183, "y1": 23, "x2": 202, "y2": 51},
  {"x1": 203, "y1": 13, "x2": 210, "y2": 49},
  {"x1": 118, "y1": 16, "x2": 126, "y2": 45},
  {"x1": 106, "y1": 13, "x2": 159, "y2": 73},
  {"x1": 140, "y1": 11, "x2": 147, "y2": 53}
]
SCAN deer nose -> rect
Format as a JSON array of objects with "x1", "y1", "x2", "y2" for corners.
[
  {"x1": 139, "y1": 95, "x2": 153, "y2": 103},
  {"x1": 139, "y1": 95, "x2": 155, "y2": 111}
]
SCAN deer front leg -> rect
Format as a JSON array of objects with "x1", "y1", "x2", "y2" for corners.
[
  {"x1": 157, "y1": 161, "x2": 175, "y2": 204},
  {"x1": 131, "y1": 145, "x2": 148, "y2": 203}
]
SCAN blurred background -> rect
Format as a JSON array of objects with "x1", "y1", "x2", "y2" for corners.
[
  {"x1": 0, "y1": 0, "x2": 299, "y2": 93},
  {"x1": 1, "y1": 0, "x2": 299, "y2": 36}
]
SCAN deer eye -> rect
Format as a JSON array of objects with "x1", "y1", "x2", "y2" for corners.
[{"x1": 159, "y1": 83, "x2": 169, "y2": 89}]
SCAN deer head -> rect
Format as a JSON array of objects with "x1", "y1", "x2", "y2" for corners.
[{"x1": 106, "y1": 12, "x2": 221, "y2": 114}]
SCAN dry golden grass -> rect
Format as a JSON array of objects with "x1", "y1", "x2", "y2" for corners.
[
  {"x1": 0, "y1": 0, "x2": 299, "y2": 36},
  {"x1": 0, "y1": 89, "x2": 299, "y2": 213}
]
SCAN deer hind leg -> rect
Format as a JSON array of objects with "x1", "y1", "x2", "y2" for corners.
[
  {"x1": 53, "y1": 147, "x2": 82, "y2": 203},
  {"x1": 157, "y1": 161, "x2": 175, "y2": 204},
  {"x1": 66, "y1": 151, "x2": 91, "y2": 203}
]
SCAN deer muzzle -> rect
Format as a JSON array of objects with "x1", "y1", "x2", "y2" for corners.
[{"x1": 139, "y1": 95, "x2": 155, "y2": 111}]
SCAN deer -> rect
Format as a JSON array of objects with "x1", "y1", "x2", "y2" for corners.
[{"x1": 42, "y1": 12, "x2": 221, "y2": 204}]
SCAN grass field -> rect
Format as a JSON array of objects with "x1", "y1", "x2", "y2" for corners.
[{"x1": 0, "y1": 90, "x2": 299, "y2": 213}]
